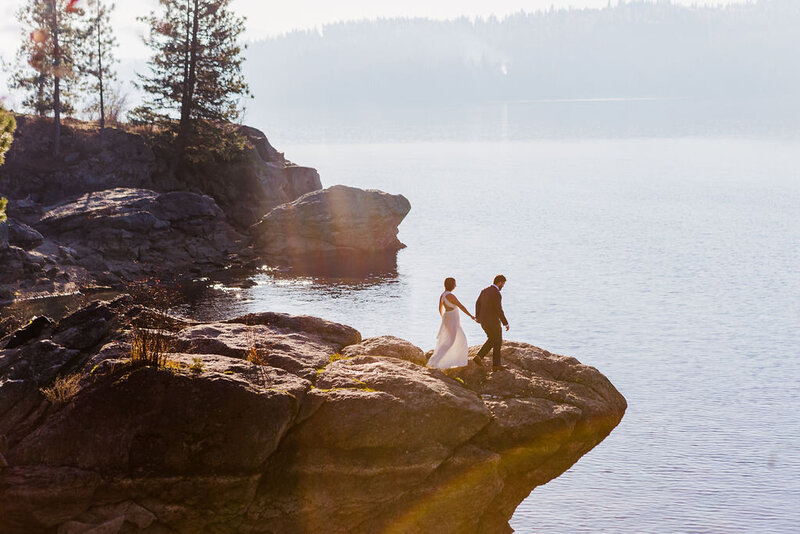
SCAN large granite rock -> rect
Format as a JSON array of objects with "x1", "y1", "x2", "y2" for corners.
[
  {"x1": 0, "y1": 298, "x2": 626, "y2": 534},
  {"x1": 35, "y1": 188, "x2": 245, "y2": 285},
  {"x1": 251, "y1": 184, "x2": 411, "y2": 264}
]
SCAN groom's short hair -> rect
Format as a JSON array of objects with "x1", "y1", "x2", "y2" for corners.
[{"x1": 493, "y1": 274, "x2": 507, "y2": 285}]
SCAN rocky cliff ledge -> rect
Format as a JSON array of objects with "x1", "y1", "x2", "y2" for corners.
[
  {"x1": 0, "y1": 117, "x2": 410, "y2": 300},
  {"x1": 0, "y1": 117, "x2": 321, "y2": 224},
  {"x1": 0, "y1": 298, "x2": 626, "y2": 533}
]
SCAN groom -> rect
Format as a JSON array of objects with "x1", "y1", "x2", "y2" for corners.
[{"x1": 474, "y1": 275, "x2": 509, "y2": 370}]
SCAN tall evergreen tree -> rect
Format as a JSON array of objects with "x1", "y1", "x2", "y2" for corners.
[
  {"x1": 133, "y1": 0, "x2": 250, "y2": 167},
  {"x1": 9, "y1": 63, "x2": 51, "y2": 118},
  {"x1": 0, "y1": 103, "x2": 15, "y2": 230},
  {"x1": 0, "y1": 103, "x2": 16, "y2": 166},
  {"x1": 81, "y1": 0, "x2": 118, "y2": 137},
  {"x1": 11, "y1": 0, "x2": 84, "y2": 155}
]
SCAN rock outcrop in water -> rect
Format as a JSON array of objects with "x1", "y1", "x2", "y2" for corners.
[
  {"x1": 251, "y1": 184, "x2": 411, "y2": 263},
  {"x1": 0, "y1": 298, "x2": 626, "y2": 533}
]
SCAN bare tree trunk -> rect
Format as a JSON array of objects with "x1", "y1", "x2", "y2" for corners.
[
  {"x1": 175, "y1": 0, "x2": 200, "y2": 172},
  {"x1": 97, "y1": 3, "x2": 105, "y2": 144},
  {"x1": 52, "y1": 0, "x2": 61, "y2": 156},
  {"x1": 37, "y1": 76, "x2": 46, "y2": 117}
]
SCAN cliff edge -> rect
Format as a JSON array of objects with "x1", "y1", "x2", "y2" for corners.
[{"x1": 0, "y1": 297, "x2": 626, "y2": 533}]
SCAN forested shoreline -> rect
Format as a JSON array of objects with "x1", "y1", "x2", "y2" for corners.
[{"x1": 246, "y1": 0, "x2": 799, "y2": 106}]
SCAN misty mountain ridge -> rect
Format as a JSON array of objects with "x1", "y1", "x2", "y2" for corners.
[{"x1": 245, "y1": 0, "x2": 800, "y2": 108}]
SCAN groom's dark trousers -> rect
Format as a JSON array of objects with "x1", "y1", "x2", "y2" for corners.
[
  {"x1": 475, "y1": 285, "x2": 508, "y2": 366},
  {"x1": 478, "y1": 322, "x2": 503, "y2": 366}
]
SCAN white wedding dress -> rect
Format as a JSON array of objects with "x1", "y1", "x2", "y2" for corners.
[{"x1": 428, "y1": 291, "x2": 469, "y2": 369}]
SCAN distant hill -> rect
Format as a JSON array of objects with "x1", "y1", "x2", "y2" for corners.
[{"x1": 244, "y1": 0, "x2": 800, "y2": 108}]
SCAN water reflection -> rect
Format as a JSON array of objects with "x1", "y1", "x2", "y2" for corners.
[
  {"x1": 171, "y1": 257, "x2": 402, "y2": 323},
  {"x1": 267, "y1": 250, "x2": 399, "y2": 279},
  {"x1": 0, "y1": 254, "x2": 402, "y2": 329}
]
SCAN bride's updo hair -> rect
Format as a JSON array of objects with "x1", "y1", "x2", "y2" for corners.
[{"x1": 444, "y1": 277, "x2": 456, "y2": 291}]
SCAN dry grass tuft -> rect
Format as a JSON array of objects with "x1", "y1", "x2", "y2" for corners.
[
  {"x1": 40, "y1": 373, "x2": 82, "y2": 405},
  {"x1": 163, "y1": 358, "x2": 183, "y2": 371},
  {"x1": 244, "y1": 320, "x2": 271, "y2": 386},
  {"x1": 125, "y1": 278, "x2": 181, "y2": 368},
  {"x1": 130, "y1": 327, "x2": 172, "y2": 368}
]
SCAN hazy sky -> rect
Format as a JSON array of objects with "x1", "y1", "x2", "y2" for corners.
[{"x1": 0, "y1": 0, "x2": 749, "y2": 62}]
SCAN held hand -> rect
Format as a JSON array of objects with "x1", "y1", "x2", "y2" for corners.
[{"x1": 505, "y1": 324, "x2": 510, "y2": 331}]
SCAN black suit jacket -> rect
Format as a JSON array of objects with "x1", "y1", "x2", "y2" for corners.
[{"x1": 475, "y1": 285, "x2": 508, "y2": 327}]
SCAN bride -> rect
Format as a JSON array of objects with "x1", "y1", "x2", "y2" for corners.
[{"x1": 428, "y1": 277, "x2": 477, "y2": 369}]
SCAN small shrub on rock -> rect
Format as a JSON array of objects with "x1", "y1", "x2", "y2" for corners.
[
  {"x1": 244, "y1": 336, "x2": 272, "y2": 386},
  {"x1": 189, "y1": 356, "x2": 205, "y2": 374},
  {"x1": 130, "y1": 327, "x2": 172, "y2": 368},
  {"x1": 40, "y1": 373, "x2": 82, "y2": 405}
]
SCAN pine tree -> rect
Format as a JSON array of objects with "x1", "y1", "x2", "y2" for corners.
[
  {"x1": 81, "y1": 0, "x2": 118, "y2": 137},
  {"x1": 11, "y1": 0, "x2": 84, "y2": 156},
  {"x1": 10, "y1": 65, "x2": 51, "y2": 118},
  {"x1": 0, "y1": 103, "x2": 15, "y2": 228},
  {"x1": 132, "y1": 0, "x2": 250, "y2": 168},
  {"x1": 0, "y1": 104, "x2": 16, "y2": 167}
]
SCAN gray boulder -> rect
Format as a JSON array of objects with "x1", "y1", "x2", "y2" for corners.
[
  {"x1": 251, "y1": 185, "x2": 411, "y2": 262},
  {"x1": 8, "y1": 219, "x2": 43, "y2": 250},
  {"x1": 36, "y1": 188, "x2": 245, "y2": 283},
  {"x1": 341, "y1": 335, "x2": 427, "y2": 365}
]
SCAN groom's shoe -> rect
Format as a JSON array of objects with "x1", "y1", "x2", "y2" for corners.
[
  {"x1": 472, "y1": 355, "x2": 484, "y2": 366},
  {"x1": 491, "y1": 365, "x2": 504, "y2": 372}
]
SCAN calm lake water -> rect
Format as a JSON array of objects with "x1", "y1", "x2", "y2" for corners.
[
  {"x1": 36, "y1": 100, "x2": 800, "y2": 532},
  {"x1": 219, "y1": 99, "x2": 798, "y2": 533}
]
